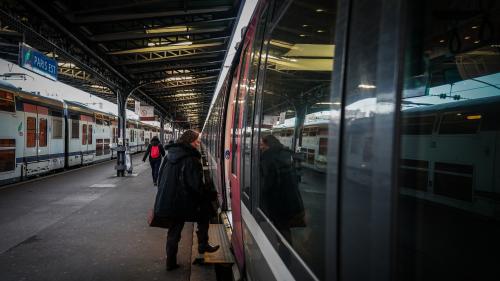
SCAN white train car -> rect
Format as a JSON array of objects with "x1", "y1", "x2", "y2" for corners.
[
  {"x1": 0, "y1": 83, "x2": 66, "y2": 184},
  {"x1": 94, "y1": 112, "x2": 114, "y2": 162},
  {"x1": 65, "y1": 101, "x2": 96, "y2": 166},
  {"x1": 126, "y1": 119, "x2": 138, "y2": 153}
]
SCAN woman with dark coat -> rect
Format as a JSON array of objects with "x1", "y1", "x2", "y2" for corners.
[
  {"x1": 142, "y1": 136, "x2": 165, "y2": 185},
  {"x1": 155, "y1": 130, "x2": 219, "y2": 271}
]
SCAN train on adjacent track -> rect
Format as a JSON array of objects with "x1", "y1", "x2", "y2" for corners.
[
  {"x1": 202, "y1": 0, "x2": 500, "y2": 280},
  {"x1": 0, "y1": 81, "x2": 161, "y2": 186}
]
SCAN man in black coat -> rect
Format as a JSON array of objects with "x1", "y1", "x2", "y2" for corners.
[
  {"x1": 142, "y1": 136, "x2": 165, "y2": 186},
  {"x1": 156, "y1": 130, "x2": 219, "y2": 271}
]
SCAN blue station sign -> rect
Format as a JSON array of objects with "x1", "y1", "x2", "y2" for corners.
[{"x1": 19, "y1": 43, "x2": 58, "y2": 81}]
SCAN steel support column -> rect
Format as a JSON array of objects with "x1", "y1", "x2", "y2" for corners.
[
  {"x1": 159, "y1": 117, "x2": 165, "y2": 144},
  {"x1": 115, "y1": 90, "x2": 128, "y2": 176}
]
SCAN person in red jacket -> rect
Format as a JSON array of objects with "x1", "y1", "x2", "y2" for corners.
[{"x1": 142, "y1": 136, "x2": 165, "y2": 185}]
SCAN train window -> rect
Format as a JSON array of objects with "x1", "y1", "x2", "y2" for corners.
[
  {"x1": 0, "y1": 139, "x2": 15, "y2": 172},
  {"x1": 104, "y1": 139, "x2": 110, "y2": 154},
  {"x1": 26, "y1": 117, "x2": 36, "y2": 148},
  {"x1": 71, "y1": 119, "x2": 79, "y2": 139},
  {"x1": 96, "y1": 139, "x2": 103, "y2": 156},
  {"x1": 439, "y1": 112, "x2": 481, "y2": 134},
  {"x1": 242, "y1": 7, "x2": 268, "y2": 201},
  {"x1": 397, "y1": 1, "x2": 500, "y2": 280},
  {"x1": 0, "y1": 90, "x2": 15, "y2": 112},
  {"x1": 39, "y1": 118, "x2": 47, "y2": 147},
  {"x1": 88, "y1": 125, "x2": 93, "y2": 144},
  {"x1": 402, "y1": 115, "x2": 436, "y2": 135},
  {"x1": 256, "y1": 0, "x2": 336, "y2": 278},
  {"x1": 52, "y1": 118, "x2": 62, "y2": 139},
  {"x1": 82, "y1": 124, "x2": 87, "y2": 145}
]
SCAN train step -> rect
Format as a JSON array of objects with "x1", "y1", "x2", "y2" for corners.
[{"x1": 190, "y1": 223, "x2": 235, "y2": 281}]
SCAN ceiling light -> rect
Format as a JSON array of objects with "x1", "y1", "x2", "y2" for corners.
[
  {"x1": 358, "y1": 84, "x2": 376, "y2": 89},
  {"x1": 145, "y1": 25, "x2": 188, "y2": 34},
  {"x1": 316, "y1": 8, "x2": 325, "y2": 12},
  {"x1": 147, "y1": 42, "x2": 155, "y2": 47},
  {"x1": 299, "y1": 34, "x2": 306, "y2": 37},
  {"x1": 317, "y1": 30, "x2": 325, "y2": 33},
  {"x1": 439, "y1": 39, "x2": 445, "y2": 43},
  {"x1": 472, "y1": 26, "x2": 478, "y2": 29},
  {"x1": 302, "y1": 24, "x2": 309, "y2": 27},
  {"x1": 464, "y1": 36, "x2": 471, "y2": 40},
  {"x1": 172, "y1": 41, "x2": 193, "y2": 46},
  {"x1": 474, "y1": 40, "x2": 480, "y2": 44}
]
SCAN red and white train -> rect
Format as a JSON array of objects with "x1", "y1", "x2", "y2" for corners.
[
  {"x1": 0, "y1": 81, "x2": 161, "y2": 186},
  {"x1": 202, "y1": 0, "x2": 500, "y2": 280}
]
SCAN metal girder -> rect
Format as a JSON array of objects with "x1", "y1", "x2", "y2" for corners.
[
  {"x1": 127, "y1": 59, "x2": 223, "y2": 74},
  {"x1": 67, "y1": 6, "x2": 233, "y2": 24},
  {"x1": 90, "y1": 26, "x2": 228, "y2": 42},
  {"x1": 108, "y1": 42, "x2": 224, "y2": 55},
  {"x1": 58, "y1": 65, "x2": 92, "y2": 81},
  {"x1": 154, "y1": 75, "x2": 218, "y2": 89},
  {"x1": 148, "y1": 85, "x2": 216, "y2": 95},
  {"x1": 158, "y1": 96, "x2": 212, "y2": 102},
  {"x1": 132, "y1": 68, "x2": 220, "y2": 81},
  {"x1": 115, "y1": 49, "x2": 226, "y2": 65}
]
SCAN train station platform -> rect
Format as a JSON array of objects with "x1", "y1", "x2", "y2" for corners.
[{"x1": 0, "y1": 154, "x2": 226, "y2": 281}]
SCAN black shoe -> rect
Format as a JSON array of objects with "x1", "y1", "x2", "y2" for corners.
[
  {"x1": 198, "y1": 244, "x2": 220, "y2": 254},
  {"x1": 166, "y1": 263, "x2": 180, "y2": 271}
]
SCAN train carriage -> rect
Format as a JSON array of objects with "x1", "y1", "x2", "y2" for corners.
[
  {"x1": 65, "y1": 101, "x2": 96, "y2": 166},
  {"x1": 94, "y1": 112, "x2": 114, "y2": 162},
  {"x1": 0, "y1": 82, "x2": 66, "y2": 184},
  {"x1": 201, "y1": 0, "x2": 500, "y2": 280}
]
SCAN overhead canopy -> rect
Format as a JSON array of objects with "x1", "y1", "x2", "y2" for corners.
[{"x1": 0, "y1": 0, "x2": 242, "y2": 128}]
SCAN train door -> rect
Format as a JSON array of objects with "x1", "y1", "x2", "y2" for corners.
[
  {"x1": 80, "y1": 115, "x2": 93, "y2": 164},
  {"x1": 23, "y1": 104, "x2": 49, "y2": 174},
  {"x1": 24, "y1": 106, "x2": 37, "y2": 162}
]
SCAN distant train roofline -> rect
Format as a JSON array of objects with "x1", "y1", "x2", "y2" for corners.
[{"x1": 403, "y1": 95, "x2": 500, "y2": 115}]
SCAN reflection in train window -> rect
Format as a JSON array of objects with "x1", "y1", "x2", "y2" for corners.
[
  {"x1": 52, "y1": 118, "x2": 63, "y2": 139},
  {"x1": 82, "y1": 124, "x2": 87, "y2": 145},
  {"x1": 88, "y1": 125, "x2": 93, "y2": 144},
  {"x1": 0, "y1": 90, "x2": 15, "y2": 112},
  {"x1": 71, "y1": 119, "x2": 79, "y2": 139},
  {"x1": 398, "y1": 1, "x2": 500, "y2": 280},
  {"x1": 26, "y1": 117, "x2": 36, "y2": 148},
  {"x1": 256, "y1": 0, "x2": 336, "y2": 279},
  {"x1": 0, "y1": 139, "x2": 15, "y2": 172},
  {"x1": 39, "y1": 118, "x2": 47, "y2": 147}
]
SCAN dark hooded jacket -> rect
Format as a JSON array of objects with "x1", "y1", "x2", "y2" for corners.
[
  {"x1": 154, "y1": 143, "x2": 215, "y2": 222},
  {"x1": 143, "y1": 137, "x2": 165, "y2": 162}
]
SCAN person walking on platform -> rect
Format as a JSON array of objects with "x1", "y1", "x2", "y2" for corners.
[
  {"x1": 142, "y1": 136, "x2": 165, "y2": 186},
  {"x1": 156, "y1": 130, "x2": 219, "y2": 271}
]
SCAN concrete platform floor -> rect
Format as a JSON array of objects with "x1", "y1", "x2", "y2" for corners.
[{"x1": 0, "y1": 154, "x2": 196, "y2": 281}]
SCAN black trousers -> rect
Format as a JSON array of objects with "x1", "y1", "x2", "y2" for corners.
[
  {"x1": 166, "y1": 218, "x2": 209, "y2": 264},
  {"x1": 150, "y1": 158, "x2": 161, "y2": 183}
]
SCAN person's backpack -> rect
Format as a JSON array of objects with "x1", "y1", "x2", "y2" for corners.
[{"x1": 151, "y1": 145, "x2": 160, "y2": 159}]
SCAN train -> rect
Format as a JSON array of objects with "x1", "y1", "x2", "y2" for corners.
[
  {"x1": 201, "y1": 0, "x2": 500, "y2": 280},
  {"x1": 0, "y1": 81, "x2": 161, "y2": 186}
]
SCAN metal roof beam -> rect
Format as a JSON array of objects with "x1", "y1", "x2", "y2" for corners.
[
  {"x1": 116, "y1": 49, "x2": 225, "y2": 65},
  {"x1": 67, "y1": 6, "x2": 233, "y2": 24},
  {"x1": 90, "y1": 24, "x2": 232, "y2": 42},
  {"x1": 128, "y1": 59, "x2": 223, "y2": 74}
]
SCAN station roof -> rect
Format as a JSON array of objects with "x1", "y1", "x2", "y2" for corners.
[{"x1": 0, "y1": 0, "x2": 242, "y2": 128}]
